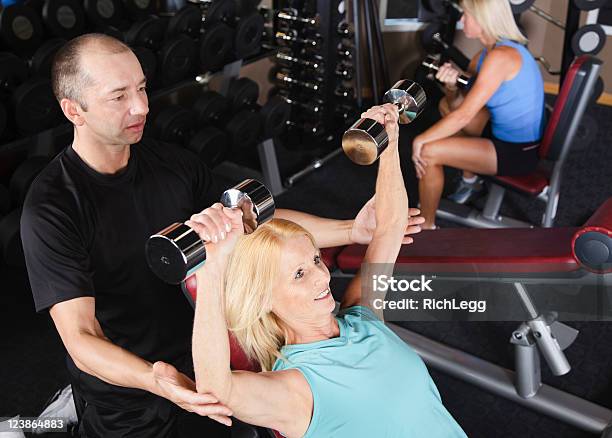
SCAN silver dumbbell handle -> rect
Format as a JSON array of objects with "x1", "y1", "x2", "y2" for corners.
[
  {"x1": 275, "y1": 71, "x2": 320, "y2": 91},
  {"x1": 276, "y1": 51, "x2": 323, "y2": 70},
  {"x1": 277, "y1": 8, "x2": 319, "y2": 26},
  {"x1": 276, "y1": 30, "x2": 320, "y2": 47}
]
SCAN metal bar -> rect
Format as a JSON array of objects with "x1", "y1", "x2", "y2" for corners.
[
  {"x1": 364, "y1": 0, "x2": 380, "y2": 104},
  {"x1": 529, "y1": 5, "x2": 565, "y2": 29},
  {"x1": 560, "y1": 1, "x2": 581, "y2": 81},
  {"x1": 352, "y1": 0, "x2": 363, "y2": 107},
  {"x1": 513, "y1": 282, "x2": 539, "y2": 319},
  {"x1": 285, "y1": 148, "x2": 343, "y2": 187},
  {"x1": 257, "y1": 138, "x2": 284, "y2": 196},
  {"x1": 370, "y1": 0, "x2": 390, "y2": 91},
  {"x1": 388, "y1": 324, "x2": 612, "y2": 433}
]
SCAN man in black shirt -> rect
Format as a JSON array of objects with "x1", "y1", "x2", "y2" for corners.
[{"x1": 21, "y1": 34, "x2": 423, "y2": 437}]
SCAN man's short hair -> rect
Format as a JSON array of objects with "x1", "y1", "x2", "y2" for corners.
[{"x1": 51, "y1": 33, "x2": 131, "y2": 111}]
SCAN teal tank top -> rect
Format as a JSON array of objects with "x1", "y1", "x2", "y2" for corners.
[
  {"x1": 272, "y1": 306, "x2": 467, "y2": 438},
  {"x1": 475, "y1": 39, "x2": 545, "y2": 143}
]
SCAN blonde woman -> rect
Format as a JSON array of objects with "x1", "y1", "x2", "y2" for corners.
[
  {"x1": 414, "y1": 0, "x2": 545, "y2": 228},
  {"x1": 164, "y1": 104, "x2": 466, "y2": 437}
]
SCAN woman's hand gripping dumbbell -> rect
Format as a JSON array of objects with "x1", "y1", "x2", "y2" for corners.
[
  {"x1": 422, "y1": 55, "x2": 470, "y2": 90},
  {"x1": 145, "y1": 179, "x2": 275, "y2": 284},
  {"x1": 342, "y1": 80, "x2": 427, "y2": 165}
]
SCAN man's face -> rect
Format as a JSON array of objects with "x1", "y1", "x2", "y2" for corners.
[{"x1": 78, "y1": 49, "x2": 148, "y2": 146}]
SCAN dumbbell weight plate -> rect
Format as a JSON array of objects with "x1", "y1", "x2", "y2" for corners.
[
  {"x1": 225, "y1": 110, "x2": 261, "y2": 148},
  {"x1": 132, "y1": 46, "x2": 157, "y2": 88},
  {"x1": 509, "y1": 0, "x2": 535, "y2": 14},
  {"x1": 187, "y1": 126, "x2": 229, "y2": 168},
  {"x1": 122, "y1": 0, "x2": 154, "y2": 21},
  {"x1": 84, "y1": 0, "x2": 125, "y2": 29},
  {"x1": 42, "y1": 0, "x2": 86, "y2": 39},
  {"x1": 9, "y1": 157, "x2": 49, "y2": 205},
  {"x1": 199, "y1": 22, "x2": 234, "y2": 71},
  {"x1": 193, "y1": 91, "x2": 231, "y2": 126},
  {"x1": 0, "y1": 209, "x2": 24, "y2": 267},
  {"x1": 159, "y1": 34, "x2": 197, "y2": 86},
  {"x1": 0, "y1": 4, "x2": 45, "y2": 55},
  {"x1": 0, "y1": 52, "x2": 29, "y2": 100},
  {"x1": 573, "y1": 0, "x2": 606, "y2": 11},
  {"x1": 234, "y1": 12, "x2": 264, "y2": 59},
  {"x1": 260, "y1": 96, "x2": 290, "y2": 138},
  {"x1": 571, "y1": 24, "x2": 606, "y2": 56},
  {"x1": 205, "y1": 0, "x2": 236, "y2": 25},
  {"x1": 31, "y1": 38, "x2": 67, "y2": 78},
  {"x1": 125, "y1": 15, "x2": 167, "y2": 49},
  {"x1": 153, "y1": 106, "x2": 195, "y2": 146},
  {"x1": 12, "y1": 79, "x2": 63, "y2": 135},
  {"x1": 227, "y1": 77, "x2": 259, "y2": 110},
  {"x1": 166, "y1": 5, "x2": 201, "y2": 39}
]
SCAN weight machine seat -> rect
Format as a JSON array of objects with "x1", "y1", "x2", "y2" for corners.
[
  {"x1": 334, "y1": 196, "x2": 612, "y2": 274},
  {"x1": 321, "y1": 245, "x2": 344, "y2": 269},
  {"x1": 484, "y1": 55, "x2": 601, "y2": 197}
]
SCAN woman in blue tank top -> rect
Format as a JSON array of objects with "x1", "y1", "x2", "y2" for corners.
[
  {"x1": 413, "y1": 0, "x2": 545, "y2": 229},
  {"x1": 181, "y1": 104, "x2": 466, "y2": 437}
]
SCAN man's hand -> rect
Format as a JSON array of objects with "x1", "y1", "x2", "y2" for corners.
[
  {"x1": 349, "y1": 196, "x2": 424, "y2": 245},
  {"x1": 152, "y1": 361, "x2": 234, "y2": 426}
]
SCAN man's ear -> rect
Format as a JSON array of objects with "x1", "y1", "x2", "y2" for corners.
[{"x1": 60, "y1": 98, "x2": 85, "y2": 126}]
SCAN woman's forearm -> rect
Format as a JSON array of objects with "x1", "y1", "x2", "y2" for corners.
[
  {"x1": 375, "y1": 141, "x2": 408, "y2": 232},
  {"x1": 422, "y1": 108, "x2": 473, "y2": 145},
  {"x1": 193, "y1": 261, "x2": 233, "y2": 401}
]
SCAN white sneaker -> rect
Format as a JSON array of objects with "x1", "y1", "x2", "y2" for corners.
[{"x1": 447, "y1": 178, "x2": 484, "y2": 204}]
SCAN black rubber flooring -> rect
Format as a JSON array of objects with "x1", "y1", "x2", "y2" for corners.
[{"x1": 1, "y1": 93, "x2": 611, "y2": 437}]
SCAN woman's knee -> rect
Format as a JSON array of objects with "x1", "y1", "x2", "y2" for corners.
[
  {"x1": 438, "y1": 97, "x2": 450, "y2": 117},
  {"x1": 421, "y1": 143, "x2": 442, "y2": 165}
]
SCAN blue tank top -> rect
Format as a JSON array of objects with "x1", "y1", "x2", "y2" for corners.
[
  {"x1": 272, "y1": 306, "x2": 467, "y2": 438},
  {"x1": 476, "y1": 40, "x2": 545, "y2": 143}
]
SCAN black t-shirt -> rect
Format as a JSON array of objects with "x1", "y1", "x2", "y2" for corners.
[{"x1": 21, "y1": 138, "x2": 222, "y2": 408}]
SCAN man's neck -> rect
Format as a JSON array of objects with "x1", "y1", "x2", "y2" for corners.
[{"x1": 72, "y1": 132, "x2": 131, "y2": 175}]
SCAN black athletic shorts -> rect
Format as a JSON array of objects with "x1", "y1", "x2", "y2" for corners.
[{"x1": 482, "y1": 122, "x2": 541, "y2": 176}]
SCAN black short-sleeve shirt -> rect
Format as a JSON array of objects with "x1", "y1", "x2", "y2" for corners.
[{"x1": 20, "y1": 139, "x2": 222, "y2": 408}]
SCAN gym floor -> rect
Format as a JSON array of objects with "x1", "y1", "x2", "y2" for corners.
[{"x1": 1, "y1": 90, "x2": 611, "y2": 437}]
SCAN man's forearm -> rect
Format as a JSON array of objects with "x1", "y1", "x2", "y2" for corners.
[
  {"x1": 67, "y1": 333, "x2": 160, "y2": 395},
  {"x1": 275, "y1": 209, "x2": 353, "y2": 248}
]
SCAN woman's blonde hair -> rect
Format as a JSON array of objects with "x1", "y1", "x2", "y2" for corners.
[
  {"x1": 223, "y1": 218, "x2": 317, "y2": 371},
  {"x1": 460, "y1": 0, "x2": 528, "y2": 45}
]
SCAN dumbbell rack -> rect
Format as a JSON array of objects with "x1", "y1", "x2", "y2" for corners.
[{"x1": 272, "y1": 0, "x2": 355, "y2": 140}]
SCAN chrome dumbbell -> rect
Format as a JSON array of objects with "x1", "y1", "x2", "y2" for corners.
[
  {"x1": 342, "y1": 80, "x2": 427, "y2": 165},
  {"x1": 146, "y1": 179, "x2": 275, "y2": 284}
]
